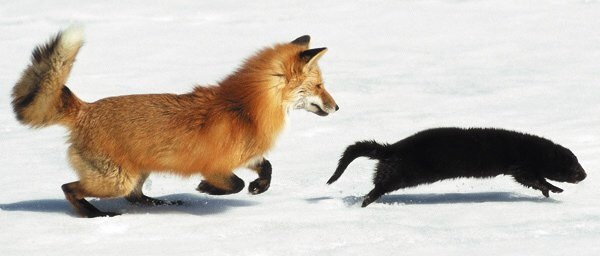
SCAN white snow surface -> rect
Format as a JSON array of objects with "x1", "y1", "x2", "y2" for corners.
[{"x1": 1, "y1": 0, "x2": 599, "y2": 255}]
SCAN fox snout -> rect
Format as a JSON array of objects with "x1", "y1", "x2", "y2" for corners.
[
  {"x1": 309, "y1": 102, "x2": 339, "y2": 116},
  {"x1": 306, "y1": 90, "x2": 339, "y2": 116}
]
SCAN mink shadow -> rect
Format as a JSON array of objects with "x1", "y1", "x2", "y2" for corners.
[{"x1": 341, "y1": 192, "x2": 559, "y2": 206}]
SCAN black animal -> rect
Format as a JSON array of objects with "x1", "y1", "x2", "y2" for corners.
[{"x1": 327, "y1": 128, "x2": 587, "y2": 207}]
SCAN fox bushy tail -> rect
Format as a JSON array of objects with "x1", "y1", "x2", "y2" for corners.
[
  {"x1": 326, "y1": 140, "x2": 388, "y2": 184},
  {"x1": 12, "y1": 26, "x2": 84, "y2": 128}
]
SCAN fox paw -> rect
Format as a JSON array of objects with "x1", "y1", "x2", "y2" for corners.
[
  {"x1": 196, "y1": 181, "x2": 229, "y2": 195},
  {"x1": 249, "y1": 178, "x2": 270, "y2": 195},
  {"x1": 142, "y1": 198, "x2": 183, "y2": 206},
  {"x1": 127, "y1": 195, "x2": 183, "y2": 206}
]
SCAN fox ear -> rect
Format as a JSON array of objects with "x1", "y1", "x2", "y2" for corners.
[
  {"x1": 300, "y1": 47, "x2": 327, "y2": 72},
  {"x1": 291, "y1": 35, "x2": 310, "y2": 48}
]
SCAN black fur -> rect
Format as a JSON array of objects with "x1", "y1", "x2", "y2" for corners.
[
  {"x1": 12, "y1": 32, "x2": 64, "y2": 120},
  {"x1": 328, "y1": 128, "x2": 587, "y2": 207},
  {"x1": 32, "y1": 33, "x2": 62, "y2": 64},
  {"x1": 299, "y1": 47, "x2": 327, "y2": 62},
  {"x1": 196, "y1": 175, "x2": 245, "y2": 195},
  {"x1": 249, "y1": 159, "x2": 272, "y2": 194},
  {"x1": 291, "y1": 35, "x2": 311, "y2": 46},
  {"x1": 13, "y1": 84, "x2": 40, "y2": 121},
  {"x1": 59, "y1": 86, "x2": 75, "y2": 112}
]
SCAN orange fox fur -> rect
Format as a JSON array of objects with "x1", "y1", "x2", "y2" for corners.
[{"x1": 11, "y1": 27, "x2": 338, "y2": 217}]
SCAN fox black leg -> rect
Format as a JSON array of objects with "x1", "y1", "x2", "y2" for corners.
[
  {"x1": 197, "y1": 174, "x2": 245, "y2": 195},
  {"x1": 127, "y1": 194, "x2": 183, "y2": 206},
  {"x1": 126, "y1": 174, "x2": 182, "y2": 206},
  {"x1": 62, "y1": 182, "x2": 120, "y2": 218},
  {"x1": 248, "y1": 158, "x2": 272, "y2": 195}
]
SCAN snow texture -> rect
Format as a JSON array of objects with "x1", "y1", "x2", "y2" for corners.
[{"x1": 1, "y1": 0, "x2": 599, "y2": 255}]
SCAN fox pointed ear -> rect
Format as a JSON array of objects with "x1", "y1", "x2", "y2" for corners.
[
  {"x1": 291, "y1": 35, "x2": 310, "y2": 48},
  {"x1": 300, "y1": 47, "x2": 327, "y2": 72}
]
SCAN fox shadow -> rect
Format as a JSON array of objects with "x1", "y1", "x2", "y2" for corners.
[
  {"x1": 340, "y1": 191, "x2": 559, "y2": 206},
  {"x1": 0, "y1": 193, "x2": 257, "y2": 217}
]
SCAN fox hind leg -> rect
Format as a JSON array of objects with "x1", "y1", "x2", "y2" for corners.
[
  {"x1": 61, "y1": 181, "x2": 120, "y2": 218},
  {"x1": 197, "y1": 173, "x2": 244, "y2": 195},
  {"x1": 125, "y1": 173, "x2": 183, "y2": 206},
  {"x1": 64, "y1": 147, "x2": 138, "y2": 217}
]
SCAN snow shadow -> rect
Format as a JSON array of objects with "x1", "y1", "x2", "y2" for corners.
[
  {"x1": 305, "y1": 196, "x2": 334, "y2": 203},
  {"x1": 0, "y1": 199, "x2": 77, "y2": 216},
  {"x1": 342, "y1": 192, "x2": 558, "y2": 206},
  {"x1": 0, "y1": 193, "x2": 257, "y2": 216}
]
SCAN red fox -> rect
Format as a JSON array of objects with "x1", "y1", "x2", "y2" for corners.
[{"x1": 11, "y1": 26, "x2": 338, "y2": 217}]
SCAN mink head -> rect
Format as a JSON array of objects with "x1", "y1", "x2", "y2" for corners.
[{"x1": 543, "y1": 145, "x2": 586, "y2": 183}]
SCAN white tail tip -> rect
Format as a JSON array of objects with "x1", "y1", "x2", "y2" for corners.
[{"x1": 60, "y1": 24, "x2": 84, "y2": 48}]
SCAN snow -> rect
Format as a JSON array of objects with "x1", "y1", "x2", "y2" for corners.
[{"x1": 1, "y1": 0, "x2": 599, "y2": 255}]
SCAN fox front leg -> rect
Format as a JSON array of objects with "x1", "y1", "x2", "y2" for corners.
[
  {"x1": 197, "y1": 174, "x2": 245, "y2": 195},
  {"x1": 248, "y1": 158, "x2": 272, "y2": 194},
  {"x1": 126, "y1": 173, "x2": 183, "y2": 206}
]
